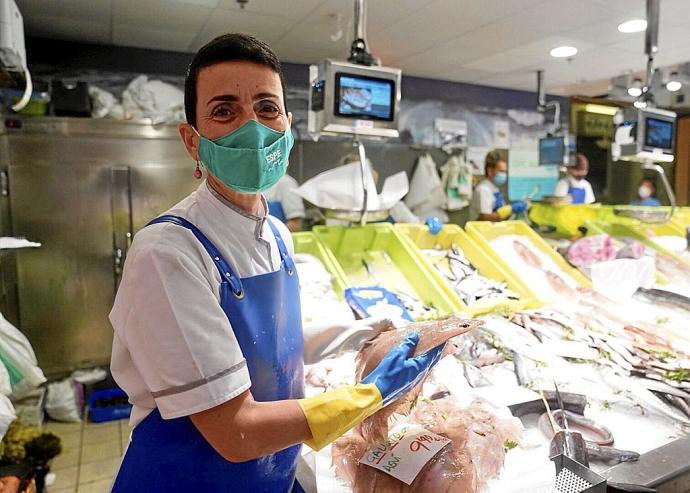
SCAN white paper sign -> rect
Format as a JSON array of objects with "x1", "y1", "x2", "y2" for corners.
[
  {"x1": 360, "y1": 423, "x2": 451, "y2": 485},
  {"x1": 493, "y1": 120, "x2": 510, "y2": 148}
]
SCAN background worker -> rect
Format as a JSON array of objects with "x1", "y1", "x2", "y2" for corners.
[
  {"x1": 469, "y1": 150, "x2": 527, "y2": 221},
  {"x1": 631, "y1": 178, "x2": 662, "y2": 206},
  {"x1": 265, "y1": 173, "x2": 306, "y2": 232},
  {"x1": 554, "y1": 153, "x2": 596, "y2": 204}
]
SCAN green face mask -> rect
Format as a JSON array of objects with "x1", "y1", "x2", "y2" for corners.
[{"x1": 195, "y1": 119, "x2": 294, "y2": 194}]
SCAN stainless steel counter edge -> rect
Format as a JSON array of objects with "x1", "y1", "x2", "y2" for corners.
[
  {"x1": 601, "y1": 434, "x2": 690, "y2": 492},
  {"x1": 2, "y1": 115, "x2": 181, "y2": 139}
]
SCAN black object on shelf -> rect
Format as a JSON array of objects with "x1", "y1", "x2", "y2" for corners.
[{"x1": 50, "y1": 80, "x2": 91, "y2": 117}]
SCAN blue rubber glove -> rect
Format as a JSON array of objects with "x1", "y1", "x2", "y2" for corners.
[
  {"x1": 511, "y1": 201, "x2": 528, "y2": 214},
  {"x1": 425, "y1": 216, "x2": 443, "y2": 235},
  {"x1": 361, "y1": 332, "x2": 445, "y2": 406}
]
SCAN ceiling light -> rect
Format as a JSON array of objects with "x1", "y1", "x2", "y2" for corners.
[
  {"x1": 550, "y1": 46, "x2": 578, "y2": 58},
  {"x1": 666, "y1": 80, "x2": 682, "y2": 92},
  {"x1": 618, "y1": 19, "x2": 647, "y2": 33},
  {"x1": 583, "y1": 104, "x2": 619, "y2": 116},
  {"x1": 627, "y1": 78, "x2": 643, "y2": 97},
  {"x1": 666, "y1": 72, "x2": 682, "y2": 92},
  {"x1": 633, "y1": 100, "x2": 647, "y2": 109}
]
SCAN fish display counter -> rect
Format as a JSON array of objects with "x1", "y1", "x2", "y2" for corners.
[{"x1": 292, "y1": 215, "x2": 690, "y2": 492}]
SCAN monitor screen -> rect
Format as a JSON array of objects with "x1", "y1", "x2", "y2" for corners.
[
  {"x1": 645, "y1": 117, "x2": 674, "y2": 150},
  {"x1": 539, "y1": 136, "x2": 565, "y2": 166},
  {"x1": 334, "y1": 73, "x2": 395, "y2": 121}
]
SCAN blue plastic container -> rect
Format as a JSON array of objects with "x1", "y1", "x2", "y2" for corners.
[{"x1": 87, "y1": 388, "x2": 132, "y2": 423}]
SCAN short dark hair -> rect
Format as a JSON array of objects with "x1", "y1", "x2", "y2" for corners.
[
  {"x1": 184, "y1": 33, "x2": 287, "y2": 127},
  {"x1": 485, "y1": 149, "x2": 505, "y2": 176},
  {"x1": 574, "y1": 152, "x2": 589, "y2": 170}
]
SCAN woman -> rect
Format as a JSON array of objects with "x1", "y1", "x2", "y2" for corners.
[
  {"x1": 554, "y1": 153, "x2": 595, "y2": 204},
  {"x1": 631, "y1": 178, "x2": 662, "y2": 206},
  {"x1": 109, "y1": 33, "x2": 443, "y2": 492},
  {"x1": 469, "y1": 150, "x2": 527, "y2": 221}
]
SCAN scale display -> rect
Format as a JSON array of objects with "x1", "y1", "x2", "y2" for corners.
[
  {"x1": 538, "y1": 136, "x2": 565, "y2": 166},
  {"x1": 334, "y1": 73, "x2": 395, "y2": 121},
  {"x1": 645, "y1": 117, "x2": 674, "y2": 150}
]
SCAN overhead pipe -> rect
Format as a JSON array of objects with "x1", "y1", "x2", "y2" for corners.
[
  {"x1": 536, "y1": 70, "x2": 561, "y2": 135},
  {"x1": 354, "y1": 0, "x2": 367, "y2": 44},
  {"x1": 645, "y1": 0, "x2": 659, "y2": 88}
]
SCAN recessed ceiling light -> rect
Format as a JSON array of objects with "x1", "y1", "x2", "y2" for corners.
[
  {"x1": 666, "y1": 80, "x2": 682, "y2": 92},
  {"x1": 627, "y1": 78, "x2": 643, "y2": 97},
  {"x1": 618, "y1": 19, "x2": 647, "y2": 33},
  {"x1": 633, "y1": 100, "x2": 647, "y2": 109},
  {"x1": 550, "y1": 46, "x2": 578, "y2": 58}
]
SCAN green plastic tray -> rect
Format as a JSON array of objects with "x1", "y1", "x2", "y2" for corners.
[
  {"x1": 291, "y1": 231, "x2": 350, "y2": 298},
  {"x1": 395, "y1": 223, "x2": 533, "y2": 316},
  {"x1": 313, "y1": 223, "x2": 459, "y2": 318}
]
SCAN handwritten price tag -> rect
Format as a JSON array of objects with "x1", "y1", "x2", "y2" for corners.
[{"x1": 360, "y1": 423, "x2": 451, "y2": 485}]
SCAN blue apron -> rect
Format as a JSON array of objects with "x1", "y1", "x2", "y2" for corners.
[
  {"x1": 568, "y1": 185, "x2": 586, "y2": 204},
  {"x1": 112, "y1": 214, "x2": 305, "y2": 493},
  {"x1": 493, "y1": 191, "x2": 505, "y2": 211}
]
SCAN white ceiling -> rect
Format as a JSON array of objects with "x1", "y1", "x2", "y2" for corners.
[{"x1": 16, "y1": 0, "x2": 690, "y2": 95}]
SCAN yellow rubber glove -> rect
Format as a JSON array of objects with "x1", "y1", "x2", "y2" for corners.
[
  {"x1": 298, "y1": 333, "x2": 444, "y2": 451},
  {"x1": 298, "y1": 383, "x2": 382, "y2": 451},
  {"x1": 496, "y1": 204, "x2": 514, "y2": 220}
]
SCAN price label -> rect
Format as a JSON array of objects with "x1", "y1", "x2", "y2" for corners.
[{"x1": 360, "y1": 423, "x2": 451, "y2": 485}]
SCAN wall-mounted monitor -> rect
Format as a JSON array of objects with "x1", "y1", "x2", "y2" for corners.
[
  {"x1": 538, "y1": 136, "x2": 565, "y2": 166},
  {"x1": 612, "y1": 107, "x2": 676, "y2": 163},
  {"x1": 308, "y1": 59, "x2": 401, "y2": 139}
]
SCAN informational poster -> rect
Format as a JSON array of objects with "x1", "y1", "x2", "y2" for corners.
[
  {"x1": 493, "y1": 120, "x2": 510, "y2": 148},
  {"x1": 508, "y1": 146, "x2": 559, "y2": 201},
  {"x1": 434, "y1": 118, "x2": 468, "y2": 148}
]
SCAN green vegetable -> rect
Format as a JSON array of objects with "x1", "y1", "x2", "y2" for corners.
[{"x1": 504, "y1": 439, "x2": 519, "y2": 452}]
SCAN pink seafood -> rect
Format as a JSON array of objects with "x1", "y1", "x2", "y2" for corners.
[
  {"x1": 333, "y1": 399, "x2": 522, "y2": 493},
  {"x1": 566, "y1": 235, "x2": 617, "y2": 267},
  {"x1": 355, "y1": 317, "x2": 482, "y2": 443},
  {"x1": 512, "y1": 240, "x2": 543, "y2": 268}
]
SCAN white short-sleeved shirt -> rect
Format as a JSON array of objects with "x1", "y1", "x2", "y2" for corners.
[
  {"x1": 469, "y1": 178, "x2": 500, "y2": 221},
  {"x1": 264, "y1": 174, "x2": 305, "y2": 220},
  {"x1": 109, "y1": 181, "x2": 293, "y2": 426},
  {"x1": 554, "y1": 176, "x2": 596, "y2": 204}
]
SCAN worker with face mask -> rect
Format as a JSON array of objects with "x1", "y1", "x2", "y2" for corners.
[
  {"x1": 469, "y1": 150, "x2": 527, "y2": 221},
  {"x1": 109, "y1": 33, "x2": 445, "y2": 492},
  {"x1": 554, "y1": 153, "x2": 595, "y2": 204},
  {"x1": 631, "y1": 178, "x2": 662, "y2": 206}
]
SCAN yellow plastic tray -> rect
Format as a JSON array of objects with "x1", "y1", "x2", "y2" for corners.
[
  {"x1": 673, "y1": 207, "x2": 690, "y2": 228},
  {"x1": 291, "y1": 231, "x2": 350, "y2": 298},
  {"x1": 395, "y1": 223, "x2": 533, "y2": 316},
  {"x1": 528, "y1": 203, "x2": 600, "y2": 238},
  {"x1": 313, "y1": 223, "x2": 460, "y2": 318},
  {"x1": 465, "y1": 220, "x2": 592, "y2": 305}
]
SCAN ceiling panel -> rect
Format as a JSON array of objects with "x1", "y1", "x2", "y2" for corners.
[
  {"x1": 189, "y1": 8, "x2": 295, "y2": 52},
  {"x1": 370, "y1": 0, "x2": 546, "y2": 63},
  {"x1": 113, "y1": 0, "x2": 212, "y2": 31},
  {"x1": 463, "y1": 37, "x2": 597, "y2": 74},
  {"x1": 15, "y1": 0, "x2": 690, "y2": 96},
  {"x1": 16, "y1": 0, "x2": 111, "y2": 22},
  {"x1": 112, "y1": 25, "x2": 198, "y2": 52},
  {"x1": 215, "y1": 0, "x2": 323, "y2": 19}
]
